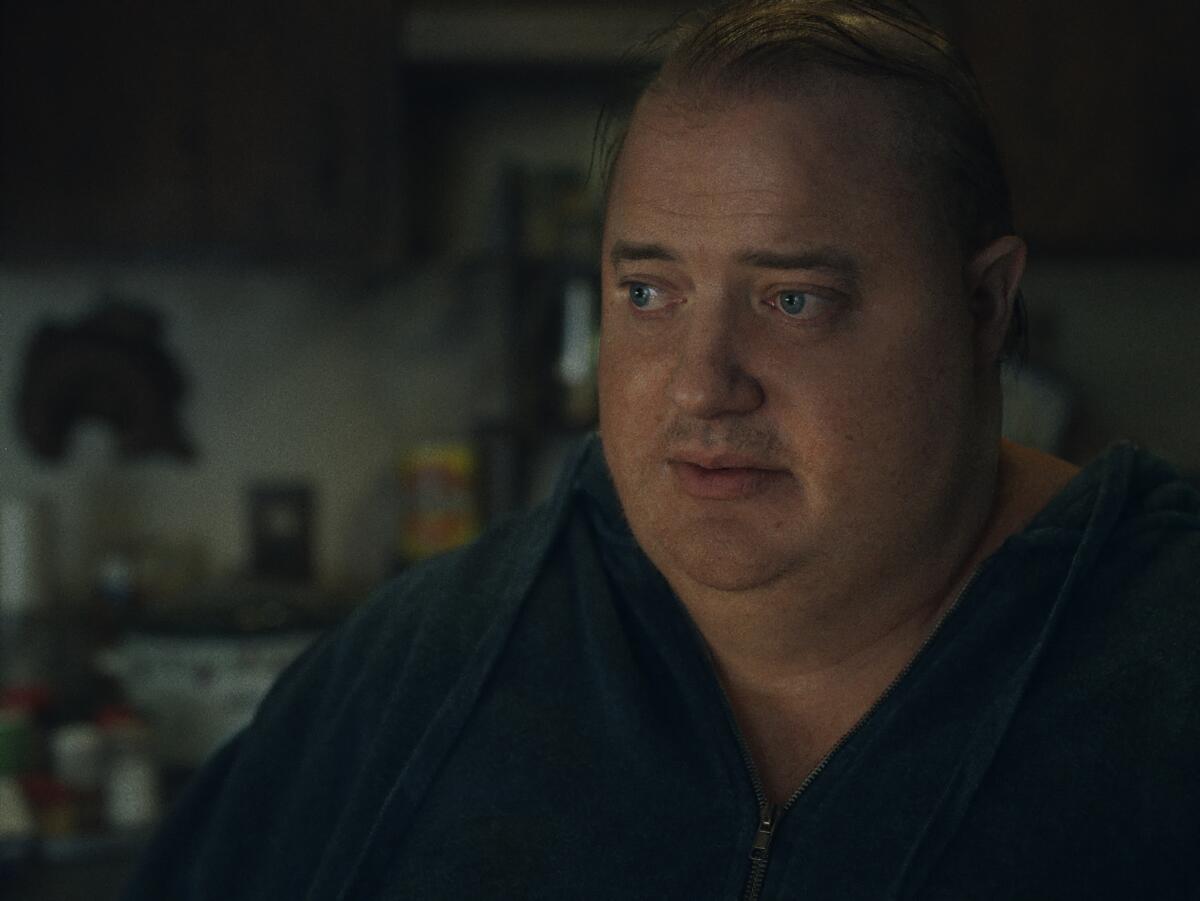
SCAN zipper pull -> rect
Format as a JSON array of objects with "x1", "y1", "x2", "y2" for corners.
[{"x1": 749, "y1": 802, "x2": 780, "y2": 861}]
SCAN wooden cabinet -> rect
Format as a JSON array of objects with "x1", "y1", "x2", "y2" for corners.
[
  {"x1": 0, "y1": 0, "x2": 402, "y2": 266},
  {"x1": 952, "y1": 1, "x2": 1199, "y2": 254},
  {"x1": 4, "y1": 2, "x2": 1191, "y2": 262}
]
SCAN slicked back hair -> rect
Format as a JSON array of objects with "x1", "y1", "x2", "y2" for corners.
[{"x1": 596, "y1": 0, "x2": 1026, "y2": 360}]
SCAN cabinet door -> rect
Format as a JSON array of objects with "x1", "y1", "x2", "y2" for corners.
[
  {"x1": 0, "y1": 0, "x2": 401, "y2": 265},
  {"x1": 956, "y1": 0, "x2": 1199, "y2": 253}
]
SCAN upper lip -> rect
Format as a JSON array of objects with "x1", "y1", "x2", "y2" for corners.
[{"x1": 668, "y1": 450, "x2": 784, "y2": 471}]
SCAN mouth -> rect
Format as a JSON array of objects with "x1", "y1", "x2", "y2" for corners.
[{"x1": 666, "y1": 454, "x2": 790, "y2": 501}]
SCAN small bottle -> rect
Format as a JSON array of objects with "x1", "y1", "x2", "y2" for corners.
[
  {"x1": 96, "y1": 707, "x2": 160, "y2": 832},
  {"x1": 50, "y1": 721, "x2": 105, "y2": 832},
  {"x1": 104, "y1": 728, "x2": 161, "y2": 831},
  {"x1": 398, "y1": 444, "x2": 481, "y2": 565},
  {"x1": 93, "y1": 553, "x2": 137, "y2": 646},
  {"x1": 556, "y1": 277, "x2": 599, "y2": 429},
  {"x1": 0, "y1": 772, "x2": 36, "y2": 846},
  {"x1": 0, "y1": 497, "x2": 52, "y2": 691}
]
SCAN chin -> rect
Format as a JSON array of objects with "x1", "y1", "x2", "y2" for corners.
[{"x1": 636, "y1": 518, "x2": 796, "y2": 594}]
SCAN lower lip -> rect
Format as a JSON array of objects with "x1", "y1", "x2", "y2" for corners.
[{"x1": 668, "y1": 461, "x2": 788, "y2": 501}]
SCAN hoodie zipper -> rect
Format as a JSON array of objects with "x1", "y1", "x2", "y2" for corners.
[
  {"x1": 741, "y1": 800, "x2": 780, "y2": 901},
  {"x1": 731, "y1": 562, "x2": 988, "y2": 901}
]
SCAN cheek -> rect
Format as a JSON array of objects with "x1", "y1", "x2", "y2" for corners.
[
  {"x1": 597, "y1": 333, "x2": 674, "y2": 512},
  {"x1": 597, "y1": 324, "x2": 666, "y2": 451},
  {"x1": 765, "y1": 332, "x2": 966, "y2": 475}
]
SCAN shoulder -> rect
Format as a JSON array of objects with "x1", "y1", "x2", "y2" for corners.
[
  {"x1": 235, "y1": 434, "x2": 607, "y2": 770},
  {"x1": 966, "y1": 448, "x2": 1200, "y2": 878},
  {"x1": 123, "y1": 493, "x2": 579, "y2": 900},
  {"x1": 1090, "y1": 444, "x2": 1200, "y2": 605},
  {"x1": 1041, "y1": 444, "x2": 1200, "y2": 712},
  {"x1": 268, "y1": 495, "x2": 570, "y2": 735},
  {"x1": 1009, "y1": 442, "x2": 1200, "y2": 725}
]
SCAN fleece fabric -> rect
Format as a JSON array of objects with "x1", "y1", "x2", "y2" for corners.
[{"x1": 123, "y1": 435, "x2": 1200, "y2": 900}]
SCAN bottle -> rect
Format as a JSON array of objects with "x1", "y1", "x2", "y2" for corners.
[
  {"x1": 98, "y1": 709, "x2": 160, "y2": 832},
  {"x1": 0, "y1": 497, "x2": 51, "y2": 692}
]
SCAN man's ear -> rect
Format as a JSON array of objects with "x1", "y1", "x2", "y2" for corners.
[{"x1": 965, "y1": 235, "x2": 1027, "y2": 366}]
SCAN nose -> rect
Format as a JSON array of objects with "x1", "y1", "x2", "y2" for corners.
[{"x1": 668, "y1": 306, "x2": 764, "y2": 419}]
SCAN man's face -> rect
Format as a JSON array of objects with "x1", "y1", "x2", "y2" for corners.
[{"x1": 598, "y1": 80, "x2": 995, "y2": 597}]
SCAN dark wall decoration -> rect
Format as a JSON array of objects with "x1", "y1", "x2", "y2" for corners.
[{"x1": 17, "y1": 299, "x2": 194, "y2": 462}]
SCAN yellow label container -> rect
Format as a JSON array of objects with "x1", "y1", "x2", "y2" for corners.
[{"x1": 399, "y1": 443, "x2": 481, "y2": 563}]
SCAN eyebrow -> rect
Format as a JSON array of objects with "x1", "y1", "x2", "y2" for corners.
[
  {"x1": 608, "y1": 240, "x2": 862, "y2": 284},
  {"x1": 608, "y1": 240, "x2": 679, "y2": 267},
  {"x1": 735, "y1": 248, "x2": 861, "y2": 282}
]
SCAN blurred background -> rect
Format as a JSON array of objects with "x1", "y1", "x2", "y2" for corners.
[{"x1": 0, "y1": 1, "x2": 1196, "y2": 895}]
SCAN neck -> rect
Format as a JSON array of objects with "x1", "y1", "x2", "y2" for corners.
[
  {"x1": 683, "y1": 539, "x2": 977, "y2": 695},
  {"x1": 671, "y1": 439, "x2": 1078, "y2": 694}
]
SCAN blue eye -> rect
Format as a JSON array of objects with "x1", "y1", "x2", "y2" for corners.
[
  {"x1": 627, "y1": 283, "x2": 657, "y2": 309},
  {"x1": 778, "y1": 291, "x2": 810, "y2": 316},
  {"x1": 772, "y1": 290, "x2": 837, "y2": 321}
]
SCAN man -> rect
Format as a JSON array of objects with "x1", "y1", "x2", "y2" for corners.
[{"x1": 126, "y1": 2, "x2": 1198, "y2": 899}]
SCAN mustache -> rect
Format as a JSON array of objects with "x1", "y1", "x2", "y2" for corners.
[{"x1": 663, "y1": 419, "x2": 788, "y2": 459}]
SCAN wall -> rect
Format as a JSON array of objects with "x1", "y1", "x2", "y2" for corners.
[
  {"x1": 4, "y1": 255, "x2": 1197, "y2": 606},
  {"x1": 0, "y1": 81, "x2": 605, "y2": 607},
  {"x1": 0, "y1": 261, "x2": 508, "y2": 600},
  {"x1": 2, "y1": 57, "x2": 1197, "y2": 605},
  {"x1": 1021, "y1": 259, "x2": 1200, "y2": 472}
]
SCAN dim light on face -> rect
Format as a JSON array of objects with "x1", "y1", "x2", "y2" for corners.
[{"x1": 598, "y1": 81, "x2": 1000, "y2": 602}]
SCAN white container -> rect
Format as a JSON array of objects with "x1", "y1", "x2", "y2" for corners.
[
  {"x1": 97, "y1": 631, "x2": 318, "y2": 767},
  {"x1": 51, "y1": 722, "x2": 105, "y2": 791},
  {"x1": 105, "y1": 751, "x2": 161, "y2": 829},
  {"x1": 0, "y1": 497, "x2": 52, "y2": 688},
  {"x1": 0, "y1": 497, "x2": 48, "y2": 616},
  {"x1": 0, "y1": 775, "x2": 35, "y2": 840}
]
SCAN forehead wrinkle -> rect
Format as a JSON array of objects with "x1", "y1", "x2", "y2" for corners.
[
  {"x1": 620, "y1": 83, "x2": 921, "y2": 211},
  {"x1": 611, "y1": 195, "x2": 864, "y2": 266},
  {"x1": 620, "y1": 190, "x2": 796, "y2": 224},
  {"x1": 607, "y1": 89, "x2": 939, "y2": 280}
]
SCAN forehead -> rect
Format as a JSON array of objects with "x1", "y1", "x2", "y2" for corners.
[{"x1": 605, "y1": 80, "x2": 938, "y2": 259}]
